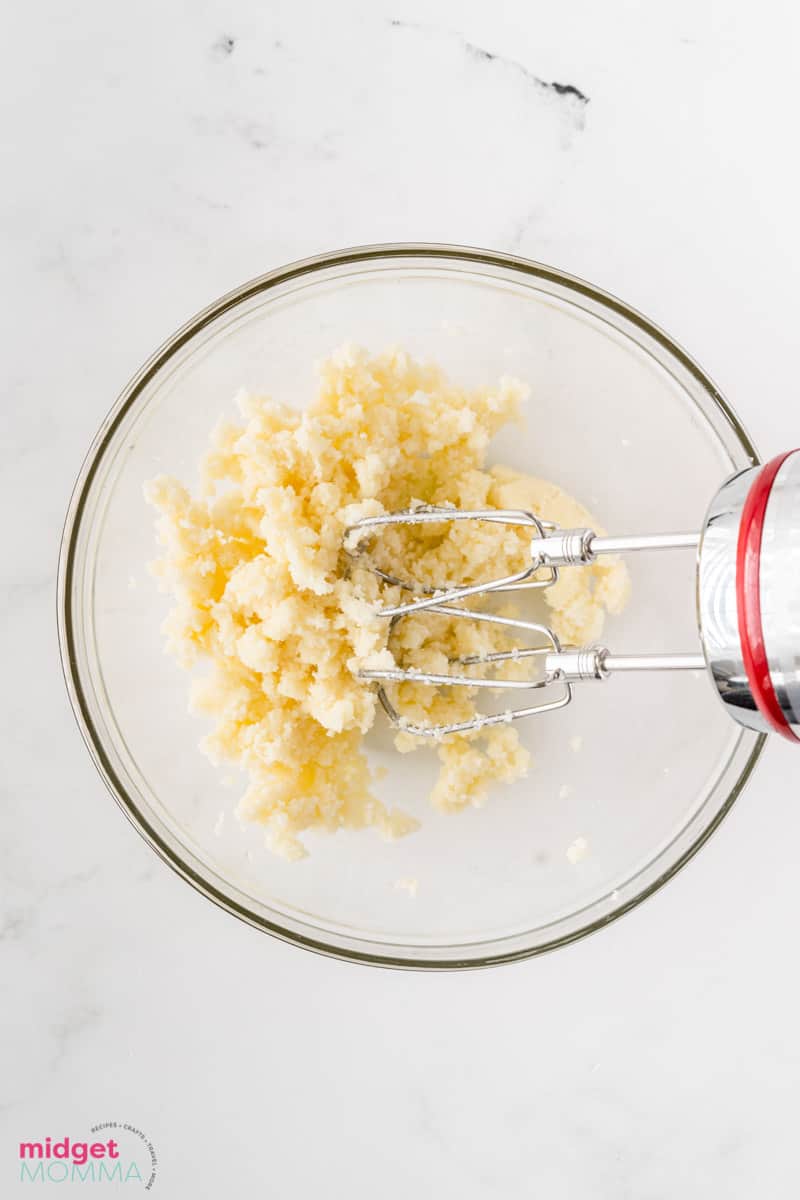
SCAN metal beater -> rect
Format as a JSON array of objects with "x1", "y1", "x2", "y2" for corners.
[{"x1": 343, "y1": 450, "x2": 800, "y2": 743}]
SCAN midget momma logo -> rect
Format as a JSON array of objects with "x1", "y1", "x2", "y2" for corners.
[{"x1": 17, "y1": 1124, "x2": 157, "y2": 1187}]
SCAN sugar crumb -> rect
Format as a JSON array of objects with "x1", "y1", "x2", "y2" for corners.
[
  {"x1": 566, "y1": 836, "x2": 589, "y2": 864},
  {"x1": 394, "y1": 877, "x2": 419, "y2": 898}
]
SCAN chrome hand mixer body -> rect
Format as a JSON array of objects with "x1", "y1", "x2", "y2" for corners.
[{"x1": 343, "y1": 450, "x2": 800, "y2": 743}]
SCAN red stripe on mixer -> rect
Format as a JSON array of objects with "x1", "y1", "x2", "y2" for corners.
[{"x1": 735, "y1": 451, "x2": 799, "y2": 743}]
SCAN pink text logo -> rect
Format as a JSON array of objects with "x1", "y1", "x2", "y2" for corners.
[{"x1": 18, "y1": 1126, "x2": 156, "y2": 1187}]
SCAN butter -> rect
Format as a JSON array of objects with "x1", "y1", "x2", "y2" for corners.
[{"x1": 146, "y1": 346, "x2": 629, "y2": 859}]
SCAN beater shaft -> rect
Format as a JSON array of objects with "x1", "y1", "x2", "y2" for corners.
[
  {"x1": 545, "y1": 649, "x2": 705, "y2": 681},
  {"x1": 532, "y1": 528, "x2": 700, "y2": 568},
  {"x1": 359, "y1": 647, "x2": 706, "y2": 689},
  {"x1": 601, "y1": 652, "x2": 705, "y2": 672}
]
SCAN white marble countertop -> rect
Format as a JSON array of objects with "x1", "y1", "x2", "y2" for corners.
[{"x1": 4, "y1": 0, "x2": 800, "y2": 1194}]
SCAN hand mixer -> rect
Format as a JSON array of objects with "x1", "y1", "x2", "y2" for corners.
[{"x1": 343, "y1": 450, "x2": 800, "y2": 742}]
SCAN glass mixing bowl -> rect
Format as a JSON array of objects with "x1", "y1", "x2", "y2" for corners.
[{"x1": 58, "y1": 244, "x2": 765, "y2": 968}]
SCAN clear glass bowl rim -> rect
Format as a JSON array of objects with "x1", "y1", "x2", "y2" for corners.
[{"x1": 57, "y1": 242, "x2": 766, "y2": 970}]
